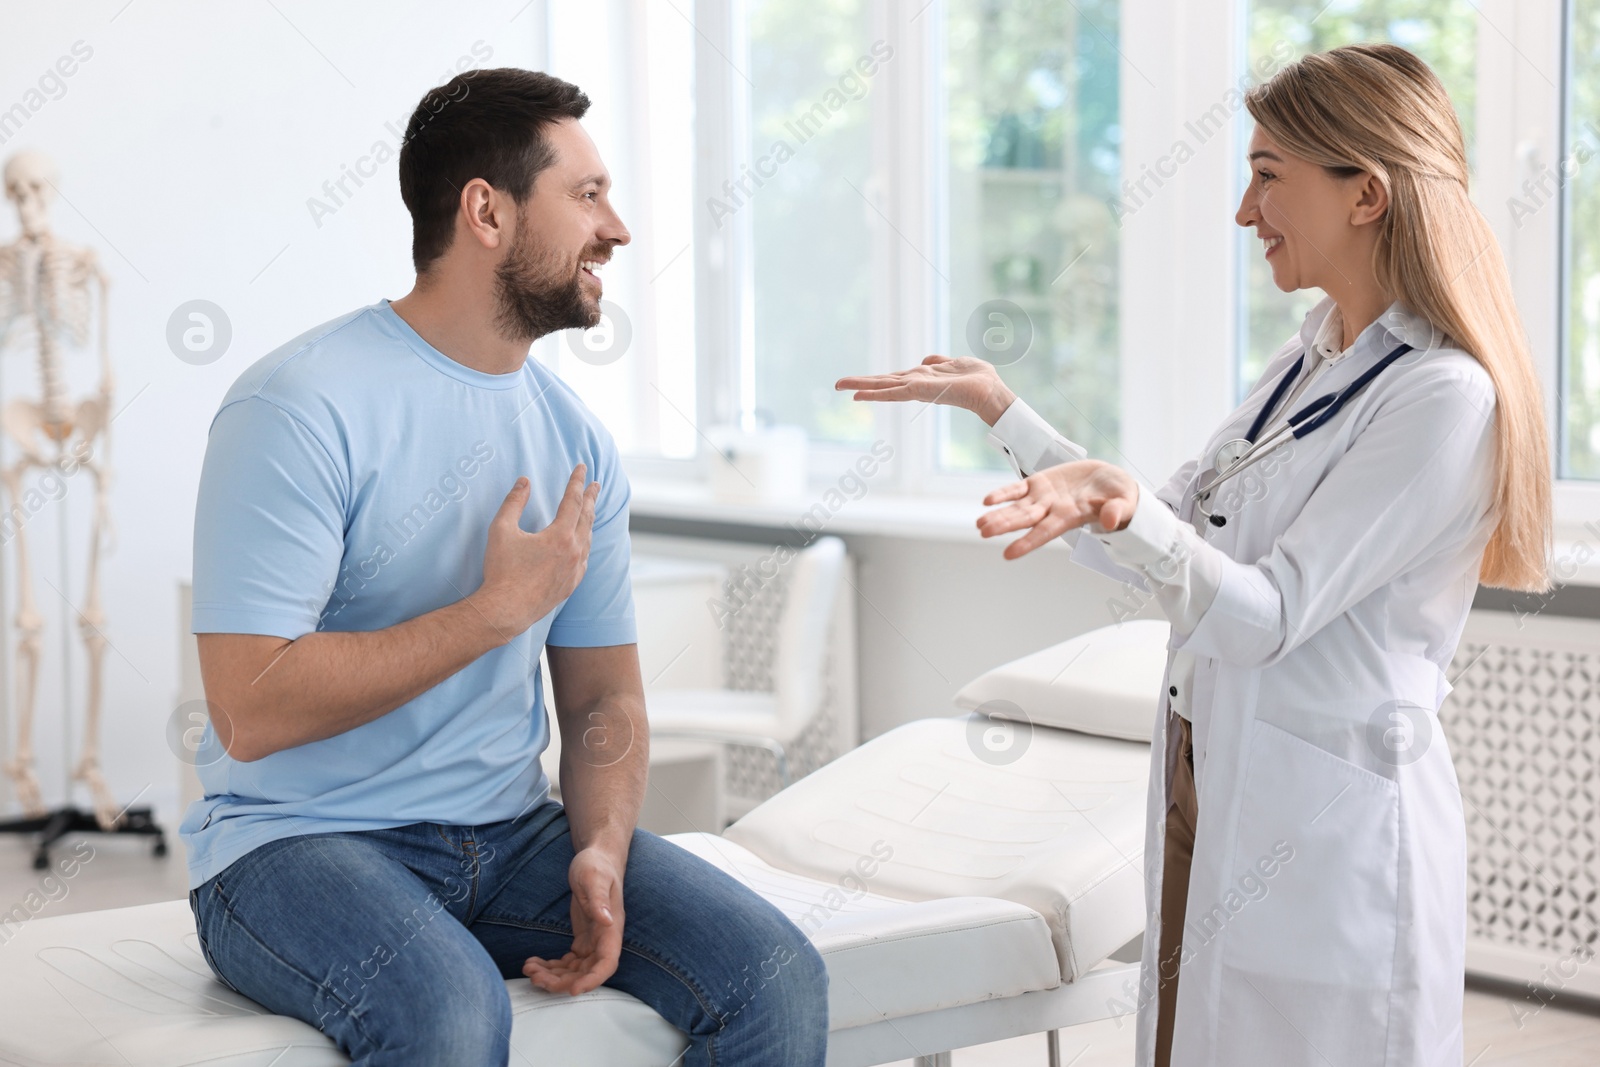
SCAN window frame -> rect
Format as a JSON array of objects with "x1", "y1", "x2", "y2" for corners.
[
  {"x1": 689, "y1": 0, "x2": 1271, "y2": 497},
  {"x1": 547, "y1": 0, "x2": 1599, "y2": 539}
]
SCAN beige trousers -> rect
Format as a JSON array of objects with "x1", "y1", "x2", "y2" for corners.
[{"x1": 1155, "y1": 711, "x2": 1197, "y2": 1067}]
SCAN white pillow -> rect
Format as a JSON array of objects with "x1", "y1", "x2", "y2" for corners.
[{"x1": 953, "y1": 620, "x2": 1171, "y2": 743}]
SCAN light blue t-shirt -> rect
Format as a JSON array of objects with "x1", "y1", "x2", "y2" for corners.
[{"x1": 182, "y1": 299, "x2": 636, "y2": 890}]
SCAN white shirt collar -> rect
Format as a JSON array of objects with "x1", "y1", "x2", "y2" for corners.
[
  {"x1": 1310, "y1": 303, "x2": 1350, "y2": 365},
  {"x1": 1301, "y1": 296, "x2": 1436, "y2": 366}
]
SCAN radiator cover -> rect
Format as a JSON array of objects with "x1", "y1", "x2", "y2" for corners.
[{"x1": 1443, "y1": 610, "x2": 1600, "y2": 1000}]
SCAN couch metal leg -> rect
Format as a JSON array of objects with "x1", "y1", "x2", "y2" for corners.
[
  {"x1": 912, "y1": 1054, "x2": 952, "y2": 1067},
  {"x1": 1046, "y1": 1028, "x2": 1062, "y2": 1066}
]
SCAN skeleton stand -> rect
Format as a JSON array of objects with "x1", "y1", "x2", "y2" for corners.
[{"x1": 0, "y1": 151, "x2": 163, "y2": 870}]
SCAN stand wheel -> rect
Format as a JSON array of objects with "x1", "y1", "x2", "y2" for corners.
[
  {"x1": 153, "y1": 838, "x2": 168, "y2": 858},
  {"x1": 32, "y1": 849, "x2": 48, "y2": 871}
]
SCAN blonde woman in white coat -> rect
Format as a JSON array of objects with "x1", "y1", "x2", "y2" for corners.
[{"x1": 838, "y1": 44, "x2": 1552, "y2": 1067}]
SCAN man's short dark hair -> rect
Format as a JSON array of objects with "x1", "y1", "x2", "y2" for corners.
[{"x1": 398, "y1": 68, "x2": 590, "y2": 274}]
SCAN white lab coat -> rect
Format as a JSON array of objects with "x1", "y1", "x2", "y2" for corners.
[{"x1": 993, "y1": 297, "x2": 1500, "y2": 1066}]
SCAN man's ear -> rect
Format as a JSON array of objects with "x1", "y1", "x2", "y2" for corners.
[{"x1": 459, "y1": 178, "x2": 513, "y2": 252}]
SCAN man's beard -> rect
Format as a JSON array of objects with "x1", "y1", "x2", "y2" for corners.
[{"x1": 491, "y1": 217, "x2": 602, "y2": 344}]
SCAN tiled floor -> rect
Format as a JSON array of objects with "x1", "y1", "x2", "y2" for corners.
[{"x1": 2, "y1": 833, "x2": 1596, "y2": 1065}]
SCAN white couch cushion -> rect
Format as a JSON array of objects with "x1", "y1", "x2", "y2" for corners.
[
  {"x1": 0, "y1": 834, "x2": 1060, "y2": 1064},
  {"x1": 0, "y1": 897, "x2": 686, "y2": 1066},
  {"x1": 724, "y1": 716, "x2": 1152, "y2": 981},
  {"x1": 669, "y1": 833, "x2": 1059, "y2": 1028},
  {"x1": 952, "y1": 619, "x2": 1171, "y2": 742}
]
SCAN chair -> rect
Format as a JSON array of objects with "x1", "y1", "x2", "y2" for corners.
[{"x1": 646, "y1": 534, "x2": 847, "y2": 824}]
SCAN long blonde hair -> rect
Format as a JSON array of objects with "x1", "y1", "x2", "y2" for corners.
[{"x1": 1246, "y1": 43, "x2": 1552, "y2": 593}]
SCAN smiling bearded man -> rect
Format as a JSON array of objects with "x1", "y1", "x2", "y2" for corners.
[{"x1": 181, "y1": 68, "x2": 829, "y2": 1067}]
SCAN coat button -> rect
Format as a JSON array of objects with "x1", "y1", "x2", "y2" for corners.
[
  {"x1": 1209, "y1": 514, "x2": 1226, "y2": 527},
  {"x1": 1169, "y1": 685, "x2": 1178, "y2": 697}
]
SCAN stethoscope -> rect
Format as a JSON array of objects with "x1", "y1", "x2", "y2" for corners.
[{"x1": 1191, "y1": 340, "x2": 1415, "y2": 526}]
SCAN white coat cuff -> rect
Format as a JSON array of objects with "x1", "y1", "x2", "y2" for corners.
[
  {"x1": 987, "y1": 397, "x2": 1088, "y2": 477},
  {"x1": 1091, "y1": 481, "x2": 1179, "y2": 568},
  {"x1": 1169, "y1": 555, "x2": 1279, "y2": 659},
  {"x1": 1093, "y1": 485, "x2": 1221, "y2": 635}
]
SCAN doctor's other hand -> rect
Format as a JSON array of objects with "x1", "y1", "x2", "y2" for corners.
[
  {"x1": 835, "y1": 355, "x2": 1018, "y2": 426},
  {"x1": 978, "y1": 460, "x2": 1140, "y2": 560},
  {"x1": 470, "y1": 465, "x2": 599, "y2": 638}
]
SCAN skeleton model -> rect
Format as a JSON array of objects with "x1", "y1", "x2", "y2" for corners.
[{"x1": 0, "y1": 151, "x2": 120, "y2": 832}]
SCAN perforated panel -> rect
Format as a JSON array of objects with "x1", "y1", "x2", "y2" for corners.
[
  {"x1": 1441, "y1": 611, "x2": 1600, "y2": 989},
  {"x1": 721, "y1": 559, "x2": 788, "y2": 694},
  {"x1": 717, "y1": 556, "x2": 848, "y2": 816}
]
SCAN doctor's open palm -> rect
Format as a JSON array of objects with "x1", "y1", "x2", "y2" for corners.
[
  {"x1": 836, "y1": 357, "x2": 1139, "y2": 556},
  {"x1": 977, "y1": 461, "x2": 1140, "y2": 558},
  {"x1": 836, "y1": 354, "x2": 1020, "y2": 426}
]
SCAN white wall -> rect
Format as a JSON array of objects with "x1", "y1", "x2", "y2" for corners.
[
  {"x1": 847, "y1": 535, "x2": 1159, "y2": 739},
  {"x1": 0, "y1": 1, "x2": 541, "y2": 830}
]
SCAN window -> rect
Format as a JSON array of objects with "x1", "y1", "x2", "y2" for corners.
[
  {"x1": 543, "y1": 0, "x2": 698, "y2": 459},
  {"x1": 1238, "y1": 0, "x2": 1479, "y2": 396},
  {"x1": 1565, "y1": 0, "x2": 1600, "y2": 480},
  {"x1": 939, "y1": 0, "x2": 1122, "y2": 471},
  {"x1": 745, "y1": 0, "x2": 877, "y2": 447},
  {"x1": 532, "y1": 0, "x2": 1600, "y2": 527}
]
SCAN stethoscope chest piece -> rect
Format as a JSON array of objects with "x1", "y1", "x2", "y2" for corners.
[
  {"x1": 1213, "y1": 438, "x2": 1252, "y2": 471},
  {"x1": 1192, "y1": 437, "x2": 1253, "y2": 528}
]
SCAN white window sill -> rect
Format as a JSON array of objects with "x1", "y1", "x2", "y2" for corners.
[
  {"x1": 1549, "y1": 525, "x2": 1600, "y2": 588},
  {"x1": 631, "y1": 481, "x2": 1600, "y2": 585},
  {"x1": 627, "y1": 477, "x2": 1068, "y2": 548}
]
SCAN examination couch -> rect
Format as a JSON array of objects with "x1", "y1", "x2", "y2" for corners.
[{"x1": 0, "y1": 620, "x2": 1170, "y2": 1066}]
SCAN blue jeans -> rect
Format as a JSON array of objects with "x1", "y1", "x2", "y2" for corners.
[{"x1": 188, "y1": 799, "x2": 829, "y2": 1065}]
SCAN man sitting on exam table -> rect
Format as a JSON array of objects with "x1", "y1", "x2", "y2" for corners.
[{"x1": 183, "y1": 69, "x2": 827, "y2": 1067}]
